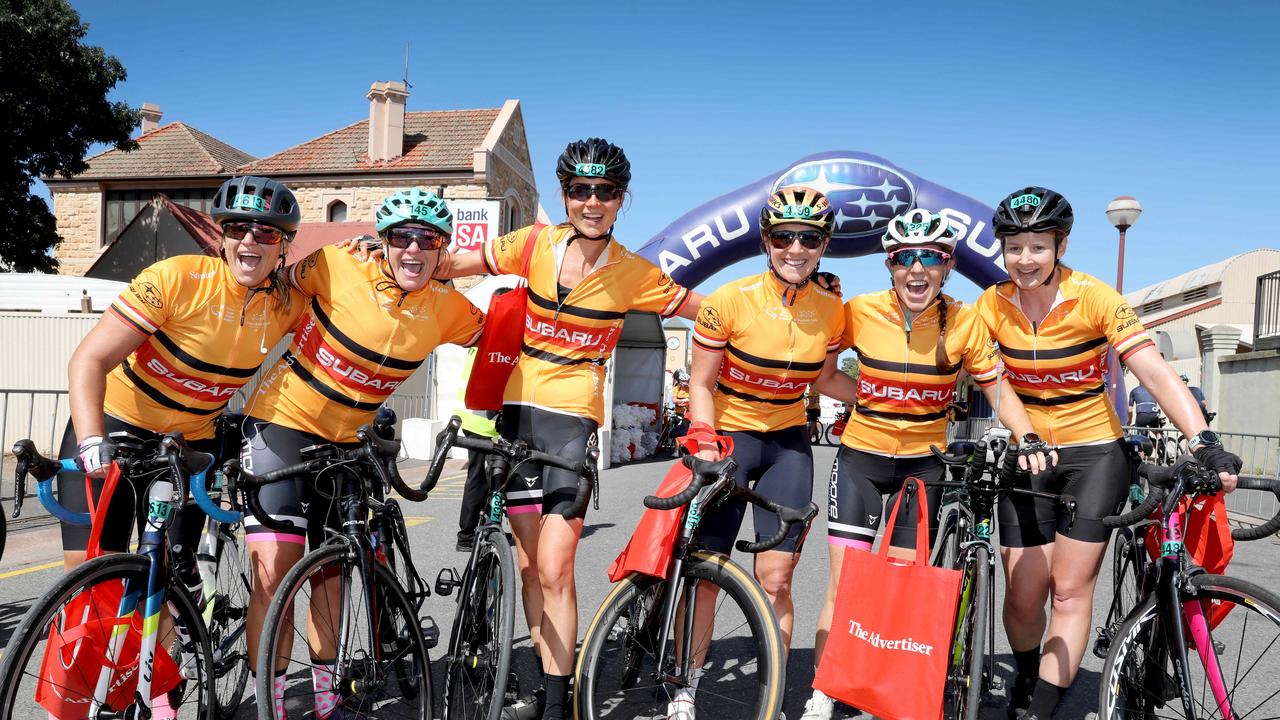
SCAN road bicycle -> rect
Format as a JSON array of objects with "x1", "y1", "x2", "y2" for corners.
[
  {"x1": 657, "y1": 406, "x2": 689, "y2": 458},
  {"x1": 573, "y1": 452, "x2": 818, "y2": 720},
  {"x1": 0, "y1": 432, "x2": 239, "y2": 719},
  {"x1": 928, "y1": 427, "x2": 1078, "y2": 720},
  {"x1": 236, "y1": 421, "x2": 438, "y2": 720},
  {"x1": 1095, "y1": 457, "x2": 1280, "y2": 720},
  {"x1": 423, "y1": 416, "x2": 597, "y2": 720},
  {"x1": 824, "y1": 408, "x2": 849, "y2": 446}
]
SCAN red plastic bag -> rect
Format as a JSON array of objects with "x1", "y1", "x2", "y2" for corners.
[
  {"x1": 608, "y1": 435, "x2": 734, "y2": 582},
  {"x1": 1144, "y1": 492, "x2": 1235, "y2": 626},
  {"x1": 465, "y1": 224, "x2": 545, "y2": 412},
  {"x1": 35, "y1": 463, "x2": 180, "y2": 717},
  {"x1": 814, "y1": 477, "x2": 960, "y2": 720}
]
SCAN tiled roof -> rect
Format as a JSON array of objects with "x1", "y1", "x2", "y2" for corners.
[
  {"x1": 287, "y1": 221, "x2": 376, "y2": 264},
  {"x1": 62, "y1": 123, "x2": 257, "y2": 180},
  {"x1": 240, "y1": 108, "x2": 501, "y2": 174},
  {"x1": 162, "y1": 195, "x2": 223, "y2": 255}
]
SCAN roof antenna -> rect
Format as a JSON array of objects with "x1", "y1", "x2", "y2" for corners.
[{"x1": 403, "y1": 43, "x2": 413, "y2": 89}]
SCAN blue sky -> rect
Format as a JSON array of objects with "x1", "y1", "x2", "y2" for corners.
[{"x1": 51, "y1": 0, "x2": 1279, "y2": 303}]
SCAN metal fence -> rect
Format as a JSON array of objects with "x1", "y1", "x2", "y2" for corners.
[
  {"x1": 1254, "y1": 268, "x2": 1280, "y2": 351},
  {"x1": 0, "y1": 389, "x2": 71, "y2": 491}
]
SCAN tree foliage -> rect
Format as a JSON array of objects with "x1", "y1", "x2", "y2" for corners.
[
  {"x1": 0, "y1": 0, "x2": 138, "y2": 272},
  {"x1": 840, "y1": 355, "x2": 859, "y2": 380}
]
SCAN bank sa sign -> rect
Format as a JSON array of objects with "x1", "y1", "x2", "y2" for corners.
[{"x1": 449, "y1": 200, "x2": 502, "y2": 253}]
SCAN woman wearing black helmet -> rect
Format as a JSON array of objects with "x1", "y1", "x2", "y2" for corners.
[
  {"x1": 434, "y1": 138, "x2": 701, "y2": 720},
  {"x1": 976, "y1": 187, "x2": 1242, "y2": 720}
]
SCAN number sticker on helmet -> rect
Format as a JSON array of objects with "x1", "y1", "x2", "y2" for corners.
[
  {"x1": 782, "y1": 204, "x2": 813, "y2": 219},
  {"x1": 575, "y1": 163, "x2": 607, "y2": 177},
  {"x1": 906, "y1": 221, "x2": 931, "y2": 234},
  {"x1": 413, "y1": 203, "x2": 432, "y2": 217},
  {"x1": 232, "y1": 193, "x2": 269, "y2": 212},
  {"x1": 1009, "y1": 193, "x2": 1042, "y2": 210}
]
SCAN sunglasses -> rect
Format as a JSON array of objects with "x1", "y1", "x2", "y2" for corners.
[
  {"x1": 767, "y1": 229, "x2": 827, "y2": 250},
  {"x1": 888, "y1": 248, "x2": 951, "y2": 267},
  {"x1": 385, "y1": 226, "x2": 449, "y2": 250},
  {"x1": 221, "y1": 221, "x2": 286, "y2": 245},
  {"x1": 565, "y1": 183, "x2": 625, "y2": 203}
]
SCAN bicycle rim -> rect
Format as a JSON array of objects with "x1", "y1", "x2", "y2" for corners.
[
  {"x1": 1096, "y1": 531, "x2": 1144, "y2": 660},
  {"x1": 945, "y1": 543, "x2": 990, "y2": 720},
  {"x1": 257, "y1": 543, "x2": 431, "y2": 719},
  {"x1": 1099, "y1": 574, "x2": 1280, "y2": 719},
  {"x1": 0, "y1": 553, "x2": 214, "y2": 719},
  {"x1": 210, "y1": 524, "x2": 251, "y2": 719},
  {"x1": 443, "y1": 531, "x2": 515, "y2": 720},
  {"x1": 575, "y1": 551, "x2": 784, "y2": 720}
]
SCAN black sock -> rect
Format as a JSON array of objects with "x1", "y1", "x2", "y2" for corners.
[
  {"x1": 543, "y1": 674, "x2": 571, "y2": 720},
  {"x1": 1026, "y1": 680, "x2": 1068, "y2": 719},
  {"x1": 1012, "y1": 648, "x2": 1041, "y2": 682}
]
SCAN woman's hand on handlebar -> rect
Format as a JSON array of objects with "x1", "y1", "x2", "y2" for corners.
[
  {"x1": 1017, "y1": 446, "x2": 1057, "y2": 475},
  {"x1": 693, "y1": 443, "x2": 721, "y2": 463}
]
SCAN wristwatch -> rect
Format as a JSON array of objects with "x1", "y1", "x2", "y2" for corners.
[
  {"x1": 1188, "y1": 429, "x2": 1222, "y2": 453},
  {"x1": 1020, "y1": 433, "x2": 1042, "y2": 446}
]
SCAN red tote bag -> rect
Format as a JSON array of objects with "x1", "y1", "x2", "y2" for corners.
[
  {"x1": 813, "y1": 476, "x2": 961, "y2": 720},
  {"x1": 465, "y1": 224, "x2": 545, "y2": 412}
]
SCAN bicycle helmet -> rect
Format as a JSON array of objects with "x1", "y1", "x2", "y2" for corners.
[
  {"x1": 881, "y1": 209, "x2": 960, "y2": 252},
  {"x1": 673, "y1": 369, "x2": 689, "y2": 382},
  {"x1": 211, "y1": 176, "x2": 300, "y2": 233},
  {"x1": 555, "y1": 138, "x2": 631, "y2": 189},
  {"x1": 759, "y1": 186, "x2": 835, "y2": 236},
  {"x1": 993, "y1": 186, "x2": 1074, "y2": 238},
  {"x1": 375, "y1": 188, "x2": 453, "y2": 235}
]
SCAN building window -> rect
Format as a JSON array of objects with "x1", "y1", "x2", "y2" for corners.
[
  {"x1": 1141, "y1": 299, "x2": 1164, "y2": 314},
  {"x1": 1182, "y1": 286, "x2": 1209, "y2": 303},
  {"x1": 327, "y1": 200, "x2": 348, "y2": 223},
  {"x1": 505, "y1": 197, "x2": 522, "y2": 233},
  {"x1": 103, "y1": 188, "x2": 216, "y2": 245}
]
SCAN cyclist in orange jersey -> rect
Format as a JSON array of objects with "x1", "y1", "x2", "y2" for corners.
[
  {"x1": 239, "y1": 188, "x2": 483, "y2": 717},
  {"x1": 976, "y1": 187, "x2": 1242, "y2": 720},
  {"x1": 63, "y1": 176, "x2": 304, "y2": 571},
  {"x1": 798, "y1": 209, "x2": 1049, "y2": 720},
  {"x1": 432, "y1": 139, "x2": 699, "y2": 720}
]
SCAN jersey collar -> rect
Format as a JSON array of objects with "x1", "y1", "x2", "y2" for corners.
[
  {"x1": 762, "y1": 269, "x2": 813, "y2": 305},
  {"x1": 996, "y1": 264, "x2": 1077, "y2": 323}
]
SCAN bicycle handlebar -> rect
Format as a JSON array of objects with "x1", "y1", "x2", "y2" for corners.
[
  {"x1": 643, "y1": 455, "x2": 736, "y2": 511},
  {"x1": 11, "y1": 439, "x2": 85, "y2": 523},
  {"x1": 1102, "y1": 459, "x2": 1280, "y2": 540},
  {"x1": 1230, "y1": 476, "x2": 1280, "y2": 541}
]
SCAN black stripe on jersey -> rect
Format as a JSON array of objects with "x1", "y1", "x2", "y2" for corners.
[
  {"x1": 1016, "y1": 384, "x2": 1106, "y2": 406},
  {"x1": 311, "y1": 299, "x2": 424, "y2": 372},
  {"x1": 521, "y1": 344, "x2": 606, "y2": 366},
  {"x1": 120, "y1": 361, "x2": 225, "y2": 416},
  {"x1": 855, "y1": 348, "x2": 961, "y2": 376},
  {"x1": 854, "y1": 403, "x2": 948, "y2": 422},
  {"x1": 527, "y1": 288, "x2": 627, "y2": 320},
  {"x1": 152, "y1": 332, "x2": 259, "y2": 378},
  {"x1": 998, "y1": 336, "x2": 1107, "y2": 361},
  {"x1": 715, "y1": 382, "x2": 804, "y2": 406},
  {"x1": 284, "y1": 352, "x2": 385, "y2": 411},
  {"x1": 726, "y1": 344, "x2": 825, "y2": 372}
]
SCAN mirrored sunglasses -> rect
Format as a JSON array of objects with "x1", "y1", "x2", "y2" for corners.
[
  {"x1": 888, "y1": 248, "x2": 951, "y2": 267},
  {"x1": 221, "y1": 221, "x2": 286, "y2": 245},
  {"x1": 767, "y1": 229, "x2": 827, "y2": 250}
]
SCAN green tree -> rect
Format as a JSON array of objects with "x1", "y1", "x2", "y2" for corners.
[
  {"x1": 840, "y1": 355, "x2": 859, "y2": 380},
  {"x1": 1, "y1": 0, "x2": 138, "y2": 272}
]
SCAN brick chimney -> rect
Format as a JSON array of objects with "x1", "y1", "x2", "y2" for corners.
[
  {"x1": 139, "y1": 103, "x2": 162, "y2": 135},
  {"x1": 367, "y1": 81, "x2": 408, "y2": 162}
]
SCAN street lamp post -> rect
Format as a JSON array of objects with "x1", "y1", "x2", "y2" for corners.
[{"x1": 1106, "y1": 196, "x2": 1142, "y2": 294}]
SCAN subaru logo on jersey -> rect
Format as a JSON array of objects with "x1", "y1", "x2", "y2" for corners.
[{"x1": 771, "y1": 158, "x2": 916, "y2": 239}]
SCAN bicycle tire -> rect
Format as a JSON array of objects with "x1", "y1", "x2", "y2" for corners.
[
  {"x1": 1099, "y1": 573, "x2": 1280, "y2": 720},
  {"x1": 823, "y1": 424, "x2": 841, "y2": 446},
  {"x1": 933, "y1": 509, "x2": 962, "y2": 569},
  {"x1": 574, "y1": 551, "x2": 785, "y2": 720},
  {"x1": 209, "y1": 522, "x2": 251, "y2": 720},
  {"x1": 443, "y1": 528, "x2": 516, "y2": 720},
  {"x1": 0, "y1": 502, "x2": 6, "y2": 563},
  {"x1": 255, "y1": 543, "x2": 432, "y2": 719},
  {"x1": 945, "y1": 542, "x2": 990, "y2": 720},
  {"x1": 1093, "y1": 528, "x2": 1145, "y2": 660},
  {"x1": 0, "y1": 553, "x2": 214, "y2": 719}
]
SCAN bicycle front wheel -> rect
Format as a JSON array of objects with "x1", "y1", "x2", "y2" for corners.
[
  {"x1": 945, "y1": 542, "x2": 990, "y2": 720},
  {"x1": 575, "y1": 551, "x2": 785, "y2": 720},
  {"x1": 1099, "y1": 573, "x2": 1280, "y2": 720},
  {"x1": 207, "y1": 522, "x2": 251, "y2": 720},
  {"x1": 1094, "y1": 528, "x2": 1146, "y2": 661},
  {"x1": 0, "y1": 553, "x2": 214, "y2": 719},
  {"x1": 256, "y1": 543, "x2": 432, "y2": 719},
  {"x1": 443, "y1": 528, "x2": 516, "y2": 720}
]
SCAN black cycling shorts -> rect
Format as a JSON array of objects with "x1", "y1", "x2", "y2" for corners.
[
  {"x1": 806, "y1": 408, "x2": 821, "y2": 423},
  {"x1": 56, "y1": 415, "x2": 223, "y2": 555},
  {"x1": 698, "y1": 425, "x2": 813, "y2": 555},
  {"x1": 826, "y1": 446, "x2": 944, "y2": 552},
  {"x1": 239, "y1": 417, "x2": 360, "y2": 548},
  {"x1": 998, "y1": 439, "x2": 1130, "y2": 547},
  {"x1": 1133, "y1": 412, "x2": 1160, "y2": 429},
  {"x1": 500, "y1": 404, "x2": 598, "y2": 518}
]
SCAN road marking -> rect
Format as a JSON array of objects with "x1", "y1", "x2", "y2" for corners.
[{"x1": 0, "y1": 559, "x2": 64, "y2": 580}]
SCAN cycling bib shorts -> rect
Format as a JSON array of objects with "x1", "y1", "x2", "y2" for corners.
[
  {"x1": 826, "y1": 446, "x2": 944, "y2": 551},
  {"x1": 698, "y1": 425, "x2": 814, "y2": 555},
  {"x1": 997, "y1": 439, "x2": 1130, "y2": 547},
  {"x1": 500, "y1": 404, "x2": 598, "y2": 518}
]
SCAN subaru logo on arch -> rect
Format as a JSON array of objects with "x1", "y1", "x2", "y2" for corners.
[{"x1": 772, "y1": 159, "x2": 917, "y2": 239}]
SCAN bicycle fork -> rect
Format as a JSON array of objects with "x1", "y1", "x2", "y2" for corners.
[{"x1": 652, "y1": 491, "x2": 710, "y2": 687}]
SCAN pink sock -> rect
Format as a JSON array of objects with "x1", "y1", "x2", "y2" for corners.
[
  {"x1": 312, "y1": 662, "x2": 338, "y2": 718},
  {"x1": 151, "y1": 688, "x2": 177, "y2": 720},
  {"x1": 274, "y1": 671, "x2": 288, "y2": 718}
]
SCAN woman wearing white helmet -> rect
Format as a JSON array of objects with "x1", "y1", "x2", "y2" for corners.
[{"x1": 798, "y1": 209, "x2": 1049, "y2": 720}]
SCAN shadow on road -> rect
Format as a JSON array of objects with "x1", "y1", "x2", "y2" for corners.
[{"x1": 0, "y1": 595, "x2": 38, "y2": 652}]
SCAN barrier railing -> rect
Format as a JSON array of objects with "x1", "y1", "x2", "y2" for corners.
[
  {"x1": 1254, "y1": 268, "x2": 1280, "y2": 351},
  {"x1": 1, "y1": 389, "x2": 70, "y2": 491}
]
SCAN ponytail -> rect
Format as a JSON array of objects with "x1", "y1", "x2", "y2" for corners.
[{"x1": 934, "y1": 295, "x2": 949, "y2": 372}]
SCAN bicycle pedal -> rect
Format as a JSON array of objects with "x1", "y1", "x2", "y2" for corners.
[
  {"x1": 435, "y1": 567, "x2": 461, "y2": 596},
  {"x1": 419, "y1": 615, "x2": 440, "y2": 649},
  {"x1": 505, "y1": 671, "x2": 521, "y2": 704},
  {"x1": 989, "y1": 675, "x2": 1004, "y2": 693}
]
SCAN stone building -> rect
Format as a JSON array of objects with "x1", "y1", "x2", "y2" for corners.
[{"x1": 45, "y1": 83, "x2": 538, "y2": 279}]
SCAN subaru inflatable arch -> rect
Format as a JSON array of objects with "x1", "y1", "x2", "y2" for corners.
[{"x1": 634, "y1": 149, "x2": 1128, "y2": 417}]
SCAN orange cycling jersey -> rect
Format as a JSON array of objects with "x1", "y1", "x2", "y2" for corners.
[
  {"x1": 482, "y1": 224, "x2": 692, "y2": 424},
  {"x1": 692, "y1": 273, "x2": 844, "y2": 432},
  {"x1": 246, "y1": 246, "x2": 484, "y2": 442},
  {"x1": 975, "y1": 266, "x2": 1154, "y2": 447},
  {"x1": 106, "y1": 255, "x2": 305, "y2": 440},
  {"x1": 840, "y1": 290, "x2": 1001, "y2": 457}
]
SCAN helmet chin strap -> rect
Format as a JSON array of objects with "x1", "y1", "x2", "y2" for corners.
[{"x1": 763, "y1": 245, "x2": 811, "y2": 306}]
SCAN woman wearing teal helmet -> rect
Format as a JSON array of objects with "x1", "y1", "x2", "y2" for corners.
[{"x1": 243, "y1": 188, "x2": 486, "y2": 719}]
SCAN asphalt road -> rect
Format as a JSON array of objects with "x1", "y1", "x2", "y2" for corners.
[{"x1": 1, "y1": 445, "x2": 1277, "y2": 719}]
